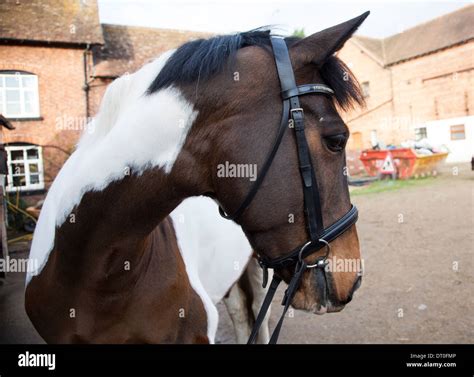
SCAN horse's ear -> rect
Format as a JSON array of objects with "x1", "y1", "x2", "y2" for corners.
[{"x1": 290, "y1": 11, "x2": 370, "y2": 68}]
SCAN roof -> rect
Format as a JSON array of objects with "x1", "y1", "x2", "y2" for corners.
[
  {"x1": 93, "y1": 24, "x2": 211, "y2": 78},
  {"x1": 351, "y1": 35, "x2": 385, "y2": 65},
  {"x1": 352, "y1": 5, "x2": 474, "y2": 66},
  {"x1": 0, "y1": 0, "x2": 104, "y2": 45}
]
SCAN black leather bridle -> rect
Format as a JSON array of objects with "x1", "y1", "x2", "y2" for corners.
[{"x1": 218, "y1": 36, "x2": 359, "y2": 344}]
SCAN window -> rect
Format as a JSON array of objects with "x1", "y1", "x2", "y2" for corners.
[
  {"x1": 370, "y1": 130, "x2": 378, "y2": 148},
  {"x1": 5, "y1": 145, "x2": 44, "y2": 192},
  {"x1": 0, "y1": 72, "x2": 40, "y2": 118},
  {"x1": 361, "y1": 81, "x2": 370, "y2": 98},
  {"x1": 415, "y1": 127, "x2": 427, "y2": 141},
  {"x1": 450, "y1": 124, "x2": 465, "y2": 140}
]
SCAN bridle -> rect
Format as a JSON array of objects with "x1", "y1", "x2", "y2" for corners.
[
  {"x1": 219, "y1": 36, "x2": 359, "y2": 344},
  {"x1": 218, "y1": 36, "x2": 359, "y2": 344}
]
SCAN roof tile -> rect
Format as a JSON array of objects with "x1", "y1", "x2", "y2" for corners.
[
  {"x1": 352, "y1": 4, "x2": 474, "y2": 66},
  {"x1": 92, "y1": 24, "x2": 211, "y2": 78},
  {"x1": 0, "y1": 0, "x2": 104, "y2": 45}
]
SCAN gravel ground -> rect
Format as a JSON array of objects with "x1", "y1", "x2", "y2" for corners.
[
  {"x1": 216, "y1": 163, "x2": 474, "y2": 343},
  {"x1": 1, "y1": 164, "x2": 472, "y2": 344}
]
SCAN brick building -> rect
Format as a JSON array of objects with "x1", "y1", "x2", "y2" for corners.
[
  {"x1": 0, "y1": 0, "x2": 104, "y2": 192},
  {"x1": 338, "y1": 5, "x2": 474, "y2": 163},
  {"x1": 90, "y1": 24, "x2": 209, "y2": 116},
  {"x1": 0, "y1": 1, "x2": 472, "y2": 199},
  {"x1": 0, "y1": 0, "x2": 206, "y2": 196}
]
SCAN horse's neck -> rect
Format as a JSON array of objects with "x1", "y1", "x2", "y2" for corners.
[
  {"x1": 26, "y1": 182, "x2": 212, "y2": 343},
  {"x1": 50, "y1": 169, "x2": 183, "y2": 286},
  {"x1": 28, "y1": 66, "x2": 207, "y2": 285}
]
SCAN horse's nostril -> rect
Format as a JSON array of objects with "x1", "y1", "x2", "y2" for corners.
[
  {"x1": 354, "y1": 275, "x2": 362, "y2": 291},
  {"x1": 345, "y1": 275, "x2": 362, "y2": 304}
]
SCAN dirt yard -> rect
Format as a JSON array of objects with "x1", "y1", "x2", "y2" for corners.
[
  {"x1": 1, "y1": 163, "x2": 472, "y2": 344},
  {"x1": 216, "y1": 163, "x2": 474, "y2": 343}
]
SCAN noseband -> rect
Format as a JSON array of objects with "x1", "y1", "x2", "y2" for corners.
[{"x1": 218, "y1": 36, "x2": 359, "y2": 344}]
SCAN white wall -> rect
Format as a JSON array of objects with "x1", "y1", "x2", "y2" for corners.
[{"x1": 419, "y1": 116, "x2": 474, "y2": 163}]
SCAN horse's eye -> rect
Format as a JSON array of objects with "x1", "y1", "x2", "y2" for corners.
[{"x1": 324, "y1": 134, "x2": 348, "y2": 152}]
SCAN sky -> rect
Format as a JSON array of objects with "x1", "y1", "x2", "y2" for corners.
[{"x1": 98, "y1": 0, "x2": 471, "y2": 38}]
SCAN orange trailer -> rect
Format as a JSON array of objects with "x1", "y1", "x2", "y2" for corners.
[{"x1": 360, "y1": 148, "x2": 448, "y2": 179}]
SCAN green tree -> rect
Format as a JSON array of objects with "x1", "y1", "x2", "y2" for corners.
[{"x1": 292, "y1": 28, "x2": 305, "y2": 38}]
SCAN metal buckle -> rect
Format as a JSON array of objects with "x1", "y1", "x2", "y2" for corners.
[
  {"x1": 297, "y1": 241, "x2": 312, "y2": 264},
  {"x1": 300, "y1": 239, "x2": 331, "y2": 269},
  {"x1": 290, "y1": 108, "x2": 304, "y2": 117}
]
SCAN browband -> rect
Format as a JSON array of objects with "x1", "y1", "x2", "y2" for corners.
[{"x1": 281, "y1": 84, "x2": 335, "y2": 100}]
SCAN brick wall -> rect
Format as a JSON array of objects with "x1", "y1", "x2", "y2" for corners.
[
  {"x1": 1, "y1": 37, "x2": 472, "y2": 185},
  {"x1": 338, "y1": 41, "x2": 393, "y2": 150},
  {"x1": 0, "y1": 44, "x2": 87, "y2": 186},
  {"x1": 338, "y1": 40, "x2": 474, "y2": 151}
]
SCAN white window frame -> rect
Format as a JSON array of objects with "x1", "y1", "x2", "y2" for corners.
[
  {"x1": 415, "y1": 127, "x2": 428, "y2": 141},
  {"x1": 5, "y1": 145, "x2": 45, "y2": 192},
  {"x1": 450, "y1": 124, "x2": 466, "y2": 141},
  {"x1": 0, "y1": 72, "x2": 40, "y2": 118},
  {"x1": 361, "y1": 81, "x2": 370, "y2": 98}
]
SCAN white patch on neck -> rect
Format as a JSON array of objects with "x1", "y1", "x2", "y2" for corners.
[{"x1": 26, "y1": 51, "x2": 197, "y2": 284}]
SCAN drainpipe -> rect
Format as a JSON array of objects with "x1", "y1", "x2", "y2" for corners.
[
  {"x1": 388, "y1": 66, "x2": 396, "y2": 142},
  {"x1": 83, "y1": 44, "x2": 91, "y2": 120}
]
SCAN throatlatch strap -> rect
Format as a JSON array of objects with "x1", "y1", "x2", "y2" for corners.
[{"x1": 219, "y1": 100, "x2": 290, "y2": 220}]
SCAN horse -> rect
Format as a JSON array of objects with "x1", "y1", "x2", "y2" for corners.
[
  {"x1": 25, "y1": 12, "x2": 368, "y2": 343},
  {"x1": 24, "y1": 59, "x2": 270, "y2": 344},
  {"x1": 170, "y1": 197, "x2": 272, "y2": 343},
  {"x1": 24, "y1": 65, "x2": 269, "y2": 344}
]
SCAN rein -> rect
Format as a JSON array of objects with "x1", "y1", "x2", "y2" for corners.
[{"x1": 219, "y1": 36, "x2": 359, "y2": 344}]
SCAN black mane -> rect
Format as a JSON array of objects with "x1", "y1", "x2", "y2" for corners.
[
  {"x1": 147, "y1": 30, "x2": 271, "y2": 94},
  {"x1": 147, "y1": 29, "x2": 363, "y2": 110}
]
